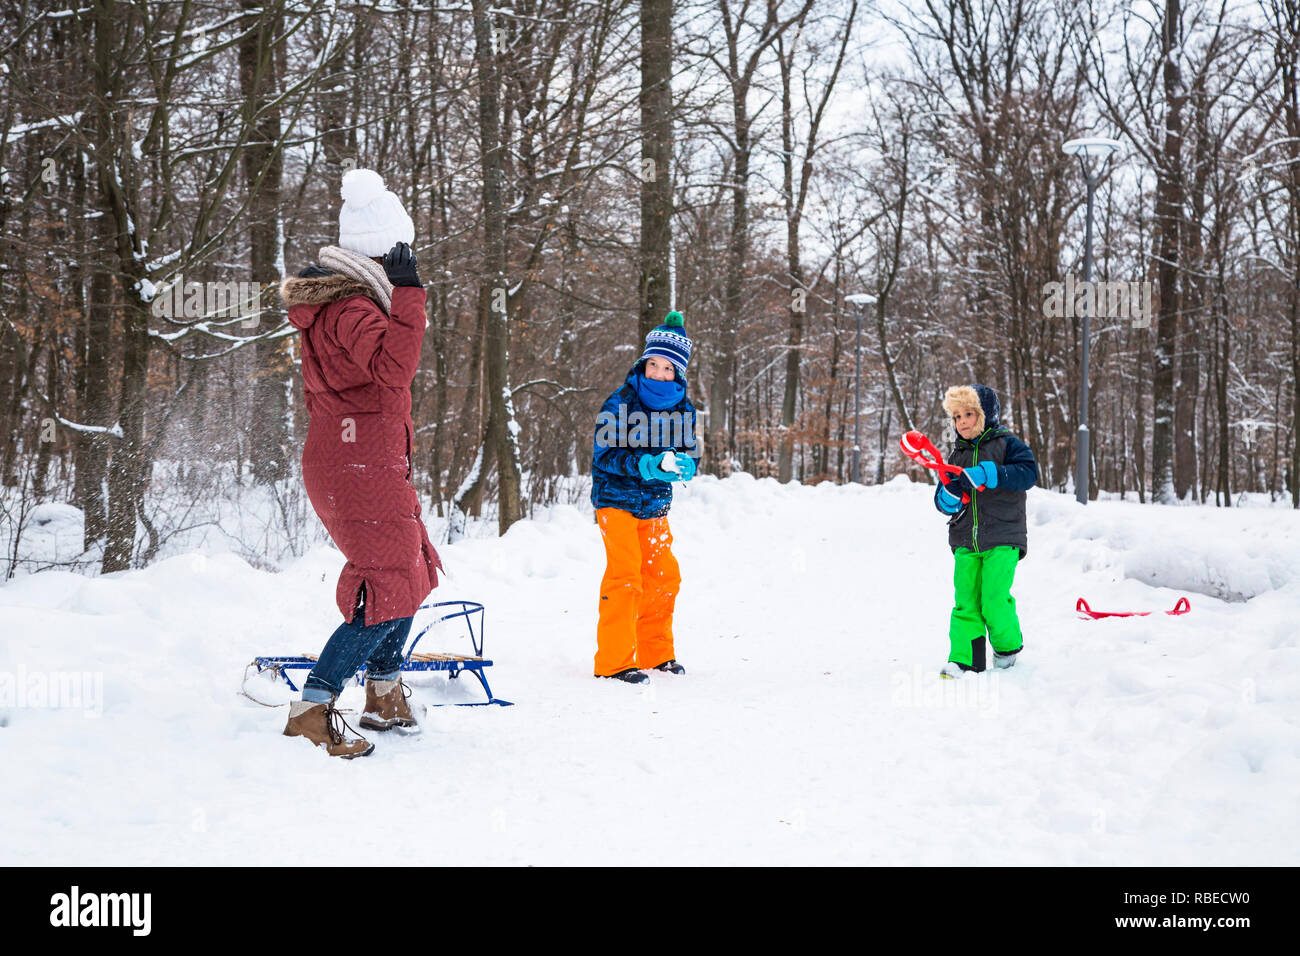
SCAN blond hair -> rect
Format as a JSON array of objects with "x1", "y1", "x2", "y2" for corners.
[{"x1": 942, "y1": 386, "x2": 985, "y2": 433}]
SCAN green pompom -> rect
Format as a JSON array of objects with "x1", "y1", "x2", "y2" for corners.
[{"x1": 664, "y1": 311, "x2": 684, "y2": 328}]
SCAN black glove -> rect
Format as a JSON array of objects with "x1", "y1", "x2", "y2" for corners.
[{"x1": 381, "y1": 242, "x2": 422, "y2": 287}]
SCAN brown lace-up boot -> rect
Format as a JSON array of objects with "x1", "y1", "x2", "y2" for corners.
[
  {"x1": 283, "y1": 699, "x2": 375, "y2": 758},
  {"x1": 359, "y1": 676, "x2": 419, "y2": 732}
]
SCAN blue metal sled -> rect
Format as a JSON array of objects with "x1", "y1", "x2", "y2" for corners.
[{"x1": 246, "y1": 600, "x2": 512, "y2": 706}]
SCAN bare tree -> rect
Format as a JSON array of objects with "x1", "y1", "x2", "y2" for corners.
[
  {"x1": 775, "y1": 0, "x2": 856, "y2": 482},
  {"x1": 640, "y1": 0, "x2": 675, "y2": 340}
]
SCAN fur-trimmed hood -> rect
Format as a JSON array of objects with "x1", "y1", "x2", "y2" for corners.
[
  {"x1": 279, "y1": 269, "x2": 377, "y2": 329},
  {"x1": 943, "y1": 383, "x2": 1001, "y2": 434}
]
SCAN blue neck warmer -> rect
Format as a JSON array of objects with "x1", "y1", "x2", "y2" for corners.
[{"x1": 634, "y1": 373, "x2": 685, "y2": 410}]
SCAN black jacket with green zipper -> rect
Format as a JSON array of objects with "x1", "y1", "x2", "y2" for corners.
[{"x1": 932, "y1": 387, "x2": 1039, "y2": 557}]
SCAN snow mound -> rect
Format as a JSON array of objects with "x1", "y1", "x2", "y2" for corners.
[
  {"x1": 1030, "y1": 490, "x2": 1297, "y2": 602},
  {"x1": 27, "y1": 503, "x2": 84, "y2": 532},
  {"x1": 1123, "y1": 542, "x2": 1279, "y2": 603}
]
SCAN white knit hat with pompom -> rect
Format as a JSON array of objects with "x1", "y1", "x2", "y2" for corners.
[{"x1": 338, "y1": 168, "x2": 414, "y2": 257}]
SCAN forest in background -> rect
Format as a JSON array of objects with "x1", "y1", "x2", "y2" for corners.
[{"x1": 1, "y1": 0, "x2": 1297, "y2": 577}]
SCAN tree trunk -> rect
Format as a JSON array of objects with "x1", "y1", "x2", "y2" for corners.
[
  {"x1": 78, "y1": 249, "x2": 113, "y2": 549},
  {"x1": 470, "y1": 0, "x2": 523, "y2": 535},
  {"x1": 94, "y1": 0, "x2": 152, "y2": 572},
  {"x1": 1280, "y1": 0, "x2": 1300, "y2": 507},
  {"x1": 35, "y1": 337, "x2": 57, "y2": 497},
  {"x1": 1215, "y1": 307, "x2": 1230, "y2": 506},
  {"x1": 776, "y1": 38, "x2": 802, "y2": 484},
  {"x1": 638, "y1": 0, "x2": 674, "y2": 342},
  {"x1": 428, "y1": 52, "x2": 452, "y2": 515},
  {"x1": 711, "y1": 95, "x2": 749, "y2": 476},
  {"x1": 0, "y1": 161, "x2": 34, "y2": 488},
  {"x1": 240, "y1": 0, "x2": 289, "y2": 484},
  {"x1": 1151, "y1": 0, "x2": 1184, "y2": 504}
]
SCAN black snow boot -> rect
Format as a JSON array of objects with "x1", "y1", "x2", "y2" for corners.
[
  {"x1": 599, "y1": 668, "x2": 649, "y2": 684},
  {"x1": 652, "y1": 659, "x2": 685, "y2": 675}
]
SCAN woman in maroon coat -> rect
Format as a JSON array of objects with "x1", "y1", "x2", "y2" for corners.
[{"x1": 277, "y1": 169, "x2": 442, "y2": 758}]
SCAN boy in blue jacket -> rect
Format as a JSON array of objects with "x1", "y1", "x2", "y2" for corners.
[
  {"x1": 590, "y1": 312, "x2": 698, "y2": 683},
  {"x1": 933, "y1": 384, "x2": 1039, "y2": 678}
]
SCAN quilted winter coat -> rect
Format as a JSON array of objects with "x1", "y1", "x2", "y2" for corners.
[
  {"x1": 280, "y1": 269, "x2": 442, "y2": 625},
  {"x1": 590, "y1": 365, "x2": 698, "y2": 519},
  {"x1": 931, "y1": 384, "x2": 1038, "y2": 557}
]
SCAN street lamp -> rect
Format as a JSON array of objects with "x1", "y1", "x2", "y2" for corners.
[
  {"x1": 845, "y1": 293, "x2": 877, "y2": 485},
  {"x1": 1062, "y1": 136, "x2": 1121, "y2": 505}
]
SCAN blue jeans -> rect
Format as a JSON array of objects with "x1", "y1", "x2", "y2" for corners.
[{"x1": 303, "y1": 593, "x2": 414, "y2": 702}]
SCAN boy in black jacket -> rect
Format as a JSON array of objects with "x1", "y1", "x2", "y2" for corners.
[{"x1": 933, "y1": 384, "x2": 1039, "y2": 678}]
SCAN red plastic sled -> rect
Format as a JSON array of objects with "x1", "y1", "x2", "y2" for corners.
[{"x1": 1076, "y1": 597, "x2": 1191, "y2": 620}]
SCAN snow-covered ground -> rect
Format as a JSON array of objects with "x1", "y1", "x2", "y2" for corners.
[{"x1": 2, "y1": 474, "x2": 1297, "y2": 865}]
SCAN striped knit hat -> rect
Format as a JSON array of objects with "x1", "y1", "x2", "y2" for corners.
[{"x1": 641, "y1": 311, "x2": 692, "y2": 378}]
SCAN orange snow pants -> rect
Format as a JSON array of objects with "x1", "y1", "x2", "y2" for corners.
[{"x1": 594, "y1": 507, "x2": 681, "y2": 676}]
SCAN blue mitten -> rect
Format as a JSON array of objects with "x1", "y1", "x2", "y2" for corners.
[
  {"x1": 937, "y1": 483, "x2": 964, "y2": 514},
  {"x1": 674, "y1": 453, "x2": 698, "y2": 481},
  {"x1": 638, "y1": 452, "x2": 680, "y2": 482},
  {"x1": 964, "y1": 462, "x2": 998, "y2": 489}
]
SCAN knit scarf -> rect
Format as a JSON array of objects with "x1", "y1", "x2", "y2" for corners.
[
  {"x1": 318, "y1": 245, "x2": 393, "y2": 315},
  {"x1": 634, "y1": 373, "x2": 685, "y2": 410}
]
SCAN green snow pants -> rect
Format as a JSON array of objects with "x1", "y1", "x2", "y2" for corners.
[{"x1": 949, "y1": 546, "x2": 1024, "y2": 669}]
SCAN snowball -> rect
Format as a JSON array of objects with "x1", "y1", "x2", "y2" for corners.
[{"x1": 661, "y1": 453, "x2": 679, "y2": 473}]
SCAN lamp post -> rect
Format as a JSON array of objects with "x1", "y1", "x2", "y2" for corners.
[
  {"x1": 1062, "y1": 136, "x2": 1121, "y2": 505},
  {"x1": 845, "y1": 293, "x2": 877, "y2": 485}
]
